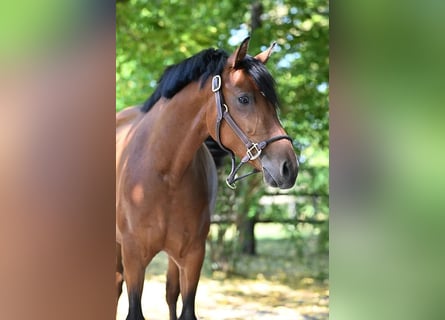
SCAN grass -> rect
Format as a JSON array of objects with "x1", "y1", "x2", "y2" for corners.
[{"x1": 207, "y1": 223, "x2": 328, "y2": 285}]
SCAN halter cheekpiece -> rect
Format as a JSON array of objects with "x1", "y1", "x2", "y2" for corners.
[{"x1": 211, "y1": 75, "x2": 292, "y2": 189}]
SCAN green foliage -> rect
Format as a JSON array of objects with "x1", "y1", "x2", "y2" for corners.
[{"x1": 117, "y1": 0, "x2": 247, "y2": 110}]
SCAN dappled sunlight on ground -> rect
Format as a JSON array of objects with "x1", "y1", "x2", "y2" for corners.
[
  {"x1": 197, "y1": 277, "x2": 328, "y2": 319},
  {"x1": 117, "y1": 252, "x2": 329, "y2": 320}
]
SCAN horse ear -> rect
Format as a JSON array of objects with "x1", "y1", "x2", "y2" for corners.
[
  {"x1": 254, "y1": 41, "x2": 277, "y2": 64},
  {"x1": 228, "y1": 36, "x2": 250, "y2": 68}
]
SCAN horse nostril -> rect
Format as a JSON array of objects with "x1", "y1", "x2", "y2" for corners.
[{"x1": 281, "y1": 160, "x2": 290, "y2": 178}]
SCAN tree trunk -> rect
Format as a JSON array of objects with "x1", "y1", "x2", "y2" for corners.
[
  {"x1": 240, "y1": 216, "x2": 256, "y2": 255},
  {"x1": 251, "y1": 1, "x2": 263, "y2": 30}
]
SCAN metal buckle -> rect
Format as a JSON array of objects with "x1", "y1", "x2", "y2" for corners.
[
  {"x1": 246, "y1": 143, "x2": 262, "y2": 160},
  {"x1": 212, "y1": 75, "x2": 221, "y2": 92}
]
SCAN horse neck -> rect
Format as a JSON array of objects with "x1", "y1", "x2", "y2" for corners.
[{"x1": 143, "y1": 82, "x2": 212, "y2": 181}]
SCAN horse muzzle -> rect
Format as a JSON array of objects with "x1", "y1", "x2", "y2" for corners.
[{"x1": 261, "y1": 148, "x2": 299, "y2": 189}]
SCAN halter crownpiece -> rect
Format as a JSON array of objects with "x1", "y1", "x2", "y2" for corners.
[
  {"x1": 212, "y1": 75, "x2": 221, "y2": 92},
  {"x1": 211, "y1": 75, "x2": 293, "y2": 189}
]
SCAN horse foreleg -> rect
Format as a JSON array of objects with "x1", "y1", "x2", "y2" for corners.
[
  {"x1": 122, "y1": 239, "x2": 151, "y2": 320},
  {"x1": 166, "y1": 256, "x2": 180, "y2": 320},
  {"x1": 178, "y1": 245, "x2": 205, "y2": 320}
]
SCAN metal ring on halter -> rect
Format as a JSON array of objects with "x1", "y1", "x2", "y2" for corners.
[{"x1": 225, "y1": 179, "x2": 236, "y2": 189}]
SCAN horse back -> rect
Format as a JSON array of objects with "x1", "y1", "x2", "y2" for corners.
[
  {"x1": 116, "y1": 106, "x2": 144, "y2": 169},
  {"x1": 116, "y1": 106, "x2": 143, "y2": 141}
]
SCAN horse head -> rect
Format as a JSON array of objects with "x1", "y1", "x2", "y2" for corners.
[{"x1": 207, "y1": 37, "x2": 299, "y2": 189}]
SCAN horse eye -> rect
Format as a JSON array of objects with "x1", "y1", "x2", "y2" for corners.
[{"x1": 238, "y1": 96, "x2": 250, "y2": 105}]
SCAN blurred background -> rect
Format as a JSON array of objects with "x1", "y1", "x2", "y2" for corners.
[{"x1": 116, "y1": 0, "x2": 329, "y2": 318}]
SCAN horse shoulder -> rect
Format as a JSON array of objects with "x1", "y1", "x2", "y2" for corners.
[{"x1": 197, "y1": 144, "x2": 218, "y2": 211}]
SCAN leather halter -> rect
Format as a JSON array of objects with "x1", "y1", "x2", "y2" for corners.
[{"x1": 211, "y1": 75, "x2": 293, "y2": 189}]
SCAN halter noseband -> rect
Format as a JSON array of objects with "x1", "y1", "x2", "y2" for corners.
[{"x1": 211, "y1": 75, "x2": 292, "y2": 189}]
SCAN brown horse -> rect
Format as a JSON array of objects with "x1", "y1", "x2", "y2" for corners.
[{"x1": 116, "y1": 37, "x2": 298, "y2": 320}]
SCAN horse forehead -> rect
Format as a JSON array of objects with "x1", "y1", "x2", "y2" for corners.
[{"x1": 228, "y1": 69, "x2": 256, "y2": 90}]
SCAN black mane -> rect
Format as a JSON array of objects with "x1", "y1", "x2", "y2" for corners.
[
  {"x1": 141, "y1": 47, "x2": 279, "y2": 113},
  {"x1": 235, "y1": 55, "x2": 279, "y2": 109},
  {"x1": 141, "y1": 49, "x2": 227, "y2": 112}
]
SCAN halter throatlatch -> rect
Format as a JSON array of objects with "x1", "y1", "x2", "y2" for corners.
[{"x1": 211, "y1": 75, "x2": 292, "y2": 189}]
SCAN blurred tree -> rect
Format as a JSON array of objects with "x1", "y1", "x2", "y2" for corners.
[{"x1": 235, "y1": 174, "x2": 263, "y2": 255}]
